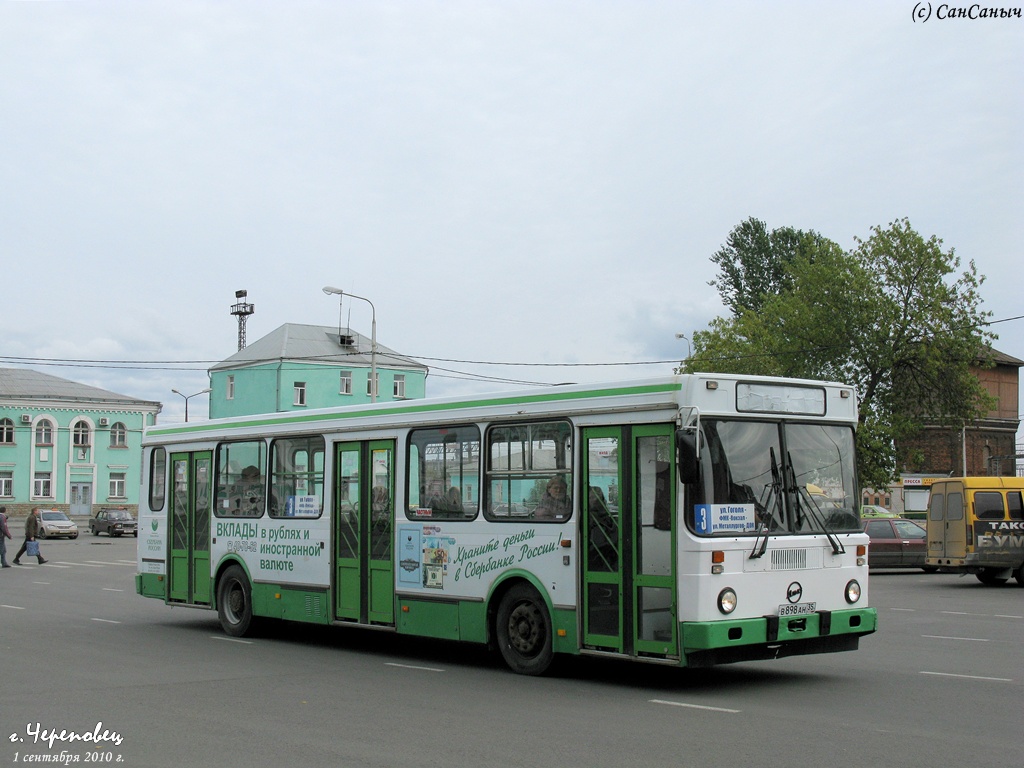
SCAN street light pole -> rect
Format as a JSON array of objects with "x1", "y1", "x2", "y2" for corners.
[
  {"x1": 171, "y1": 388, "x2": 212, "y2": 422},
  {"x1": 323, "y1": 286, "x2": 377, "y2": 403},
  {"x1": 675, "y1": 332, "x2": 692, "y2": 372}
]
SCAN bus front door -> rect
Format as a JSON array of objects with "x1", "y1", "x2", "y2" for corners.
[
  {"x1": 168, "y1": 451, "x2": 212, "y2": 605},
  {"x1": 334, "y1": 440, "x2": 395, "y2": 626},
  {"x1": 582, "y1": 426, "x2": 677, "y2": 659}
]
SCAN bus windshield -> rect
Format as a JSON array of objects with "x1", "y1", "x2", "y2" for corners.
[{"x1": 690, "y1": 418, "x2": 859, "y2": 536}]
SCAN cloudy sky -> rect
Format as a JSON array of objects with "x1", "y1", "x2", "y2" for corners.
[{"x1": 1, "y1": 1, "x2": 1021, "y2": 430}]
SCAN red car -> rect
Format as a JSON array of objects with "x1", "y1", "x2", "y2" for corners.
[{"x1": 864, "y1": 517, "x2": 936, "y2": 572}]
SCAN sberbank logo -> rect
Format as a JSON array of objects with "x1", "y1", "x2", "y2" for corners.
[{"x1": 151, "y1": 520, "x2": 158, "y2": 532}]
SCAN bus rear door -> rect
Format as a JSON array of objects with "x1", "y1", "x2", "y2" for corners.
[
  {"x1": 928, "y1": 482, "x2": 967, "y2": 564},
  {"x1": 168, "y1": 451, "x2": 212, "y2": 605},
  {"x1": 334, "y1": 440, "x2": 395, "y2": 626},
  {"x1": 581, "y1": 425, "x2": 677, "y2": 660}
]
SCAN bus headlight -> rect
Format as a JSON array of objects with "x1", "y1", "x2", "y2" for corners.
[
  {"x1": 845, "y1": 579, "x2": 862, "y2": 604},
  {"x1": 717, "y1": 588, "x2": 738, "y2": 614}
]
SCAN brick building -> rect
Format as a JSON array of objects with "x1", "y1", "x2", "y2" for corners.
[
  {"x1": 883, "y1": 348, "x2": 1022, "y2": 516},
  {"x1": 897, "y1": 348, "x2": 1022, "y2": 478}
]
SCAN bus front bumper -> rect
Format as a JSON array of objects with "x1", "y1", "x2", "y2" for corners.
[{"x1": 680, "y1": 607, "x2": 878, "y2": 668}]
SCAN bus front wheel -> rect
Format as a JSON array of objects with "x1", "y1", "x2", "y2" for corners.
[
  {"x1": 217, "y1": 565, "x2": 256, "y2": 637},
  {"x1": 495, "y1": 584, "x2": 553, "y2": 676}
]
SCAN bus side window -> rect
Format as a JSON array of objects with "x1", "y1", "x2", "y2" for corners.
[
  {"x1": 974, "y1": 492, "x2": 1005, "y2": 521},
  {"x1": 1008, "y1": 492, "x2": 1023, "y2": 521}
]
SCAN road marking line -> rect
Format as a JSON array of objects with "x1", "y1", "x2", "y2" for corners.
[
  {"x1": 0, "y1": 604, "x2": 26, "y2": 610},
  {"x1": 91, "y1": 618, "x2": 121, "y2": 624},
  {"x1": 995, "y1": 614, "x2": 1024, "y2": 619},
  {"x1": 891, "y1": 608, "x2": 915, "y2": 612},
  {"x1": 920, "y1": 671, "x2": 1012, "y2": 682},
  {"x1": 941, "y1": 611, "x2": 989, "y2": 617},
  {"x1": 385, "y1": 662, "x2": 445, "y2": 672},
  {"x1": 211, "y1": 636, "x2": 253, "y2": 645},
  {"x1": 54, "y1": 562, "x2": 102, "y2": 568},
  {"x1": 650, "y1": 699, "x2": 741, "y2": 713},
  {"x1": 923, "y1": 635, "x2": 989, "y2": 642},
  {"x1": 87, "y1": 561, "x2": 135, "y2": 566},
  {"x1": 102, "y1": 588, "x2": 125, "y2": 592}
]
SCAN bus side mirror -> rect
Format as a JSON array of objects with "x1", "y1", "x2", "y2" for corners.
[{"x1": 676, "y1": 429, "x2": 699, "y2": 485}]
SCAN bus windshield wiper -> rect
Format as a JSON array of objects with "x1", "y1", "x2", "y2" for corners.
[
  {"x1": 750, "y1": 448, "x2": 783, "y2": 559},
  {"x1": 787, "y1": 452, "x2": 845, "y2": 555}
]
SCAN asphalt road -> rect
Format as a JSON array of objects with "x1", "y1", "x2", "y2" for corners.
[{"x1": 1, "y1": 536, "x2": 1021, "y2": 768}]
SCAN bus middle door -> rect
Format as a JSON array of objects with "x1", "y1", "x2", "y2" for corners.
[
  {"x1": 334, "y1": 441, "x2": 395, "y2": 626},
  {"x1": 168, "y1": 451, "x2": 212, "y2": 605}
]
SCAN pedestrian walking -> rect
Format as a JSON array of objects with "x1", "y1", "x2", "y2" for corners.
[
  {"x1": 13, "y1": 507, "x2": 47, "y2": 565},
  {"x1": 0, "y1": 506, "x2": 12, "y2": 567}
]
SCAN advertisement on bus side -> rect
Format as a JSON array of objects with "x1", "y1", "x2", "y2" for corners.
[{"x1": 398, "y1": 523, "x2": 567, "y2": 599}]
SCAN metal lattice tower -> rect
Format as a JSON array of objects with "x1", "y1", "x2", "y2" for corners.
[{"x1": 231, "y1": 289, "x2": 255, "y2": 350}]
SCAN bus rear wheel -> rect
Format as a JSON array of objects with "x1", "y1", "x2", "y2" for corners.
[
  {"x1": 495, "y1": 584, "x2": 553, "y2": 676},
  {"x1": 975, "y1": 569, "x2": 1008, "y2": 586},
  {"x1": 217, "y1": 565, "x2": 257, "y2": 637}
]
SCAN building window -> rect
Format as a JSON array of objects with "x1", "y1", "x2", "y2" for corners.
[
  {"x1": 35, "y1": 420, "x2": 53, "y2": 446},
  {"x1": 110, "y1": 422, "x2": 128, "y2": 447},
  {"x1": 294, "y1": 382, "x2": 307, "y2": 407},
  {"x1": 109, "y1": 472, "x2": 126, "y2": 499},
  {"x1": 0, "y1": 418, "x2": 13, "y2": 444},
  {"x1": 340, "y1": 370, "x2": 353, "y2": 395},
  {"x1": 0, "y1": 471, "x2": 12, "y2": 497},
  {"x1": 34, "y1": 472, "x2": 52, "y2": 498},
  {"x1": 226, "y1": 375, "x2": 235, "y2": 400},
  {"x1": 393, "y1": 374, "x2": 406, "y2": 398},
  {"x1": 366, "y1": 373, "x2": 379, "y2": 398},
  {"x1": 73, "y1": 421, "x2": 91, "y2": 447}
]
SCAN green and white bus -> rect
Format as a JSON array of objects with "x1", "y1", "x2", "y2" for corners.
[{"x1": 136, "y1": 374, "x2": 876, "y2": 675}]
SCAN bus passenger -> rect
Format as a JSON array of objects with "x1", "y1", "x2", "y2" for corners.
[
  {"x1": 372, "y1": 485, "x2": 390, "y2": 519},
  {"x1": 534, "y1": 477, "x2": 571, "y2": 520},
  {"x1": 230, "y1": 465, "x2": 264, "y2": 516},
  {"x1": 442, "y1": 486, "x2": 463, "y2": 513}
]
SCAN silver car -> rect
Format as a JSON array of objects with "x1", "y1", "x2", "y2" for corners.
[{"x1": 38, "y1": 510, "x2": 80, "y2": 539}]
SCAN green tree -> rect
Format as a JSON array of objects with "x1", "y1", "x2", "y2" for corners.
[
  {"x1": 688, "y1": 217, "x2": 994, "y2": 491},
  {"x1": 709, "y1": 217, "x2": 841, "y2": 315}
]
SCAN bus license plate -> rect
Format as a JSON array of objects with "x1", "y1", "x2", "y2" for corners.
[{"x1": 778, "y1": 602, "x2": 816, "y2": 616}]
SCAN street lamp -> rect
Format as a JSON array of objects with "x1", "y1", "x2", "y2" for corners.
[
  {"x1": 323, "y1": 286, "x2": 377, "y2": 403},
  {"x1": 675, "y1": 332, "x2": 692, "y2": 371},
  {"x1": 171, "y1": 388, "x2": 212, "y2": 422}
]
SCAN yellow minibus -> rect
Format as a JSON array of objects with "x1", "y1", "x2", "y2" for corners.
[{"x1": 925, "y1": 477, "x2": 1024, "y2": 586}]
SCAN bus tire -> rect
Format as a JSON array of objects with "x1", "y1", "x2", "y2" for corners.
[
  {"x1": 495, "y1": 583, "x2": 553, "y2": 676},
  {"x1": 217, "y1": 565, "x2": 257, "y2": 637},
  {"x1": 975, "y1": 569, "x2": 1008, "y2": 586}
]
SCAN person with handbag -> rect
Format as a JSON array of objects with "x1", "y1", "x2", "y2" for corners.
[
  {"x1": 0, "y1": 506, "x2": 12, "y2": 567},
  {"x1": 13, "y1": 507, "x2": 47, "y2": 566}
]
